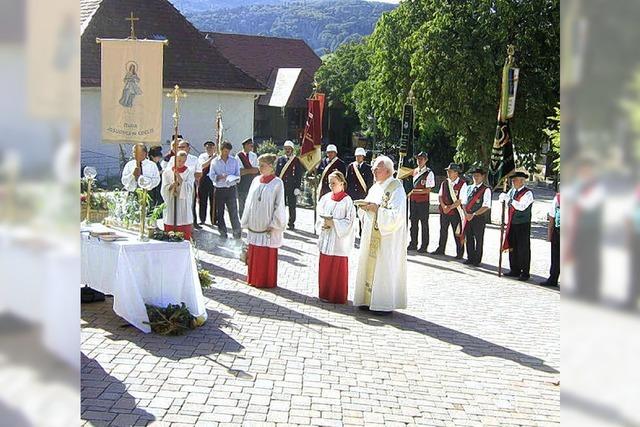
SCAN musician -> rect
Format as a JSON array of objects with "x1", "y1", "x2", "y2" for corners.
[
  {"x1": 121, "y1": 143, "x2": 160, "y2": 192},
  {"x1": 431, "y1": 163, "x2": 468, "y2": 258},
  {"x1": 346, "y1": 147, "x2": 373, "y2": 201},
  {"x1": 461, "y1": 167, "x2": 492, "y2": 266},
  {"x1": 316, "y1": 144, "x2": 346, "y2": 199},
  {"x1": 407, "y1": 152, "x2": 434, "y2": 253},
  {"x1": 275, "y1": 140, "x2": 303, "y2": 230}
]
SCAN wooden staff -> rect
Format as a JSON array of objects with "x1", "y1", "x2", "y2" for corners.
[
  {"x1": 498, "y1": 177, "x2": 509, "y2": 277},
  {"x1": 167, "y1": 85, "x2": 186, "y2": 231}
]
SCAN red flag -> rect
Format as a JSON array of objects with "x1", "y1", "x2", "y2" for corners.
[{"x1": 299, "y1": 93, "x2": 324, "y2": 171}]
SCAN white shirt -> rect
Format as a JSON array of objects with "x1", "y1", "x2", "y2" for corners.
[
  {"x1": 461, "y1": 183, "x2": 492, "y2": 208},
  {"x1": 121, "y1": 159, "x2": 161, "y2": 192},
  {"x1": 160, "y1": 166, "x2": 195, "y2": 226},
  {"x1": 413, "y1": 166, "x2": 435, "y2": 188},
  {"x1": 316, "y1": 193, "x2": 357, "y2": 257},
  {"x1": 198, "y1": 152, "x2": 217, "y2": 169},
  {"x1": 548, "y1": 193, "x2": 559, "y2": 218},
  {"x1": 163, "y1": 154, "x2": 202, "y2": 174},
  {"x1": 508, "y1": 186, "x2": 534, "y2": 211},
  {"x1": 236, "y1": 150, "x2": 258, "y2": 168},
  {"x1": 240, "y1": 176, "x2": 286, "y2": 248},
  {"x1": 438, "y1": 177, "x2": 468, "y2": 201}
]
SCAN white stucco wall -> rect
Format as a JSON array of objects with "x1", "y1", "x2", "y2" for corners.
[{"x1": 81, "y1": 87, "x2": 259, "y2": 183}]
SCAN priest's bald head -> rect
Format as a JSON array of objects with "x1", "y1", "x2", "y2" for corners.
[
  {"x1": 132, "y1": 143, "x2": 147, "y2": 162},
  {"x1": 372, "y1": 155, "x2": 394, "y2": 183}
]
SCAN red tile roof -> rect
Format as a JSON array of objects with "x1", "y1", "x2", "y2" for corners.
[
  {"x1": 81, "y1": 0, "x2": 266, "y2": 92},
  {"x1": 205, "y1": 32, "x2": 322, "y2": 108}
]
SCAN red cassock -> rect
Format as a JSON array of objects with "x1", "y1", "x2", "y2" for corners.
[
  {"x1": 318, "y1": 253, "x2": 349, "y2": 304},
  {"x1": 164, "y1": 224, "x2": 192, "y2": 241},
  {"x1": 247, "y1": 244, "x2": 278, "y2": 288}
]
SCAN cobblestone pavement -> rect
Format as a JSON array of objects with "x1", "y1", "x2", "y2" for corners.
[{"x1": 82, "y1": 200, "x2": 560, "y2": 426}]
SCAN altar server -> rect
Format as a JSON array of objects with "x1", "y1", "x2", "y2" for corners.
[
  {"x1": 161, "y1": 151, "x2": 195, "y2": 240},
  {"x1": 241, "y1": 153, "x2": 287, "y2": 288},
  {"x1": 354, "y1": 155, "x2": 407, "y2": 313},
  {"x1": 316, "y1": 171, "x2": 357, "y2": 304},
  {"x1": 121, "y1": 143, "x2": 160, "y2": 192}
]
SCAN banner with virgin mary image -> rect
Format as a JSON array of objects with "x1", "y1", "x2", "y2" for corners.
[{"x1": 100, "y1": 39, "x2": 164, "y2": 143}]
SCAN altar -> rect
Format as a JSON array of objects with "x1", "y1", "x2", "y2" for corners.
[{"x1": 80, "y1": 226, "x2": 207, "y2": 333}]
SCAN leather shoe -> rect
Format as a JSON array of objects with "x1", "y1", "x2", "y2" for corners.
[
  {"x1": 504, "y1": 271, "x2": 519, "y2": 277},
  {"x1": 455, "y1": 254, "x2": 464, "y2": 259},
  {"x1": 463, "y1": 259, "x2": 474, "y2": 265},
  {"x1": 417, "y1": 247, "x2": 428, "y2": 253},
  {"x1": 518, "y1": 274, "x2": 530, "y2": 281},
  {"x1": 193, "y1": 223, "x2": 202, "y2": 230},
  {"x1": 407, "y1": 245, "x2": 417, "y2": 251},
  {"x1": 430, "y1": 250, "x2": 445, "y2": 256}
]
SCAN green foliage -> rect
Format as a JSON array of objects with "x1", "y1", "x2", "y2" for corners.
[
  {"x1": 351, "y1": 0, "x2": 559, "y2": 166},
  {"x1": 316, "y1": 37, "x2": 371, "y2": 118},
  {"x1": 256, "y1": 139, "x2": 280, "y2": 156},
  {"x1": 198, "y1": 269, "x2": 214, "y2": 289},
  {"x1": 181, "y1": 0, "x2": 395, "y2": 56},
  {"x1": 543, "y1": 105, "x2": 560, "y2": 172},
  {"x1": 145, "y1": 303, "x2": 196, "y2": 335}
]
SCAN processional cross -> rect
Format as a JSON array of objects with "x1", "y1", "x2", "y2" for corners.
[
  {"x1": 126, "y1": 12, "x2": 139, "y2": 39},
  {"x1": 166, "y1": 85, "x2": 187, "y2": 231}
]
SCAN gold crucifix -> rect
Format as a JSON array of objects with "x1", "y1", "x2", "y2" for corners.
[
  {"x1": 126, "y1": 12, "x2": 139, "y2": 39},
  {"x1": 167, "y1": 85, "x2": 187, "y2": 139}
]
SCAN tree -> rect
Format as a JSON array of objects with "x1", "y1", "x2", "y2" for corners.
[
  {"x1": 543, "y1": 105, "x2": 560, "y2": 173},
  {"x1": 353, "y1": 0, "x2": 559, "y2": 167}
]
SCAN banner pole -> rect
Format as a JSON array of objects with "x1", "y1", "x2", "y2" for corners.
[{"x1": 498, "y1": 177, "x2": 508, "y2": 277}]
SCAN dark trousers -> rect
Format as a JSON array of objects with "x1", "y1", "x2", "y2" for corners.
[
  {"x1": 548, "y1": 226, "x2": 560, "y2": 284},
  {"x1": 238, "y1": 191, "x2": 249, "y2": 218},
  {"x1": 198, "y1": 176, "x2": 216, "y2": 224},
  {"x1": 508, "y1": 222, "x2": 531, "y2": 276},
  {"x1": 285, "y1": 187, "x2": 297, "y2": 227},
  {"x1": 437, "y1": 213, "x2": 464, "y2": 257},
  {"x1": 191, "y1": 181, "x2": 198, "y2": 225},
  {"x1": 215, "y1": 186, "x2": 241, "y2": 237},
  {"x1": 409, "y1": 200, "x2": 429, "y2": 250},
  {"x1": 464, "y1": 218, "x2": 486, "y2": 264}
]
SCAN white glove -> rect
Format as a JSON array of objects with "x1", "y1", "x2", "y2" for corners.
[
  {"x1": 498, "y1": 193, "x2": 509, "y2": 203},
  {"x1": 293, "y1": 188, "x2": 301, "y2": 196}
]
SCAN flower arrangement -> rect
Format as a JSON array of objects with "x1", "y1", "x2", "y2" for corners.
[
  {"x1": 145, "y1": 303, "x2": 198, "y2": 335},
  {"x1": 198, "y1": 269, "x2": 213, "y2": 289}
]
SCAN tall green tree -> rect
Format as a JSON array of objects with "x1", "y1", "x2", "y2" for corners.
[{"x1": 353, "y1": 0, "x2": 559, "y2": 167}]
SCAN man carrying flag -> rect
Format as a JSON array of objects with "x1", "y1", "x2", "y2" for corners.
[
  {"x1": 498, "y1": 171, "x2": 534, "y2": 281},
  {"x1": 299, "y1": 93, "x2": 325, "y2": 172},
  {"x1": 276, "y1": 140, "x2": 304, "y2": 230}
]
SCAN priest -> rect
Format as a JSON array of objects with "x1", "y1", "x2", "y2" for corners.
[
  {"x1": 241, "y1": 153, "x2": 287, "y2": 288},
  {"x1": 121, "y1": 143, "x2": 160, "y2": 192},
  {"x1": 275, "y1": 140, "x2": 304, "y2": 230},
  {"x1": 354, "y1": 155, "x2": 407, "y2": 313},
  {"x1": 316, "y1": 144, "x2": 346, "y2": 199},
  {"x1": 316, "y1": 170, "x2": 357, "y2": 304},
  {"x1": 161, "y1": 151, "x2": 195, "y2": 240}
]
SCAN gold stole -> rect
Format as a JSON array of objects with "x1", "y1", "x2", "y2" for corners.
[
  {"x1": 317, "y1": 157, "x2": 338, "y2": 199},
  {"x1": 279, "y1": 156, "x2": 296, "y2": 179},
  {"x1": 352, "y1": 162, "x2": 368, "y2": 193},
  {"x1": 363, "y1": 179, "x2": 401, "y2": 305}
]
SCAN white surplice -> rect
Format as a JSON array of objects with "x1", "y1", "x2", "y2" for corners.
[
  {"x1": 240, "y1": 176, "x2": 287, "y2": 248},
  {"x1": 354, "y1": 176, "x2": 408, "y2": 311},
  {"x1": 315, "y1": 193, "x2": 357, "y2": 257},
  {"x1": 161, "y1": 167, "x2": 194, "y2": 226},
  {"x1": 121, "y1": 159, "x2": 161, "y2": 192}
]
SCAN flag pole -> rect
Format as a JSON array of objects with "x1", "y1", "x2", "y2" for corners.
[
  {"x1": 498, "y1": 178, "x2": 508, "y2": 277},
  {"x1": 167, "y1": 85, "x2": 186, "y2": 235}
]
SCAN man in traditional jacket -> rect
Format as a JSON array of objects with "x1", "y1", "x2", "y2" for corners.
[
  {"x1": 346, "y1": 147, "x2": 373, "y2": 201},
  {"x1": 316, "y1": 144, "x2": 346, "y2": 199},
  {"x1": 275, "y1": 140, "x2": 304, "y2": 230},
  {"x1": 236, "y1": 137, "x2": 259, "y2": 217},
  {"x1": 407, "y1": 151, "x2": 434, "y2": 253},
  {"x1": 432, "y1": 163, "x2": 468, "y2": 258},
  {"x1": 461, "y1": 167, "x2": 492, "y2": 266},
  {"x1": 354, "y1": 155, "x2": 407, "y2": 313},
  {"x1": 121, "y1": 143, "x2": 160, "y2": 192},
  {"x1": 499, "y1": 171, "x2": 534, "y2": 281}
]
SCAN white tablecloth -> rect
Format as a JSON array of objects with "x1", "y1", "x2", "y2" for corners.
[{"x1": 80, "y1": 229, "x2": 207, "y2": 333}]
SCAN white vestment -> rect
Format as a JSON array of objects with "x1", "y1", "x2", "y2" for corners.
[
  {"x1": 354, "y1": 177, "x2": 408, "y2": 311},
  {"x1": 240, "y1": 176, "x2": 287, "y2": 248},
  {"x1": 316, "y1": 193, "x2": 357, "y2": 257},
  {"x1": 121, "y1": 159, "x2": 161, "y2": 192},
  {"x1": 162, "y1": 153, "x2": 202, "y2": 174},
  {"x1": 161, "y1": 167, "x2": 195, "y2": 226}
]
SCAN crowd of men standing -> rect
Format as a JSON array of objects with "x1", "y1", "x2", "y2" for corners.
[{"x1": 121, "y1": 137, "x2": 560, "y2": 298}]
